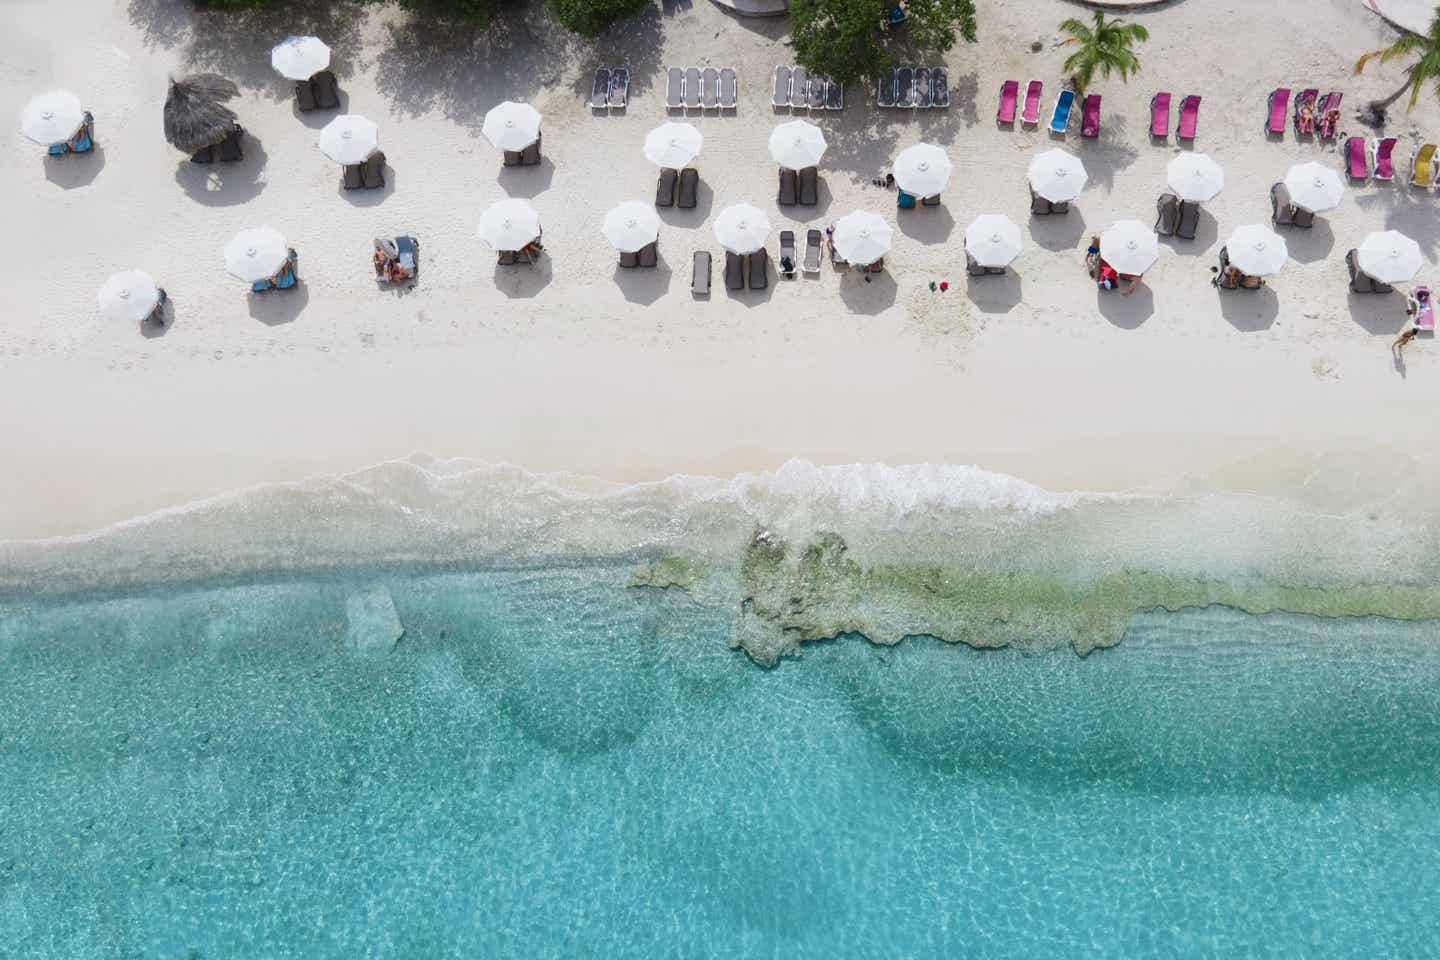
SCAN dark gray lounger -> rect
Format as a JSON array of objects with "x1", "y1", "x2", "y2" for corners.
[
  {"x1": 799, "y1": 166, "x2": 818, "y2": 206},
  {"x1": 693, "y1": 250, "x2": 711, "y2": 294},
  {"x1": 778, "y1": 168, "x2": 798, "y2": 206},
  {"x1": 677, "y1": 168, "x2": 698, "y2": 209},
  {"x1": 656, "y1": 168, "x2": 677, "y2": 207},
  {"x1": 748, "y1": 250, "x2": 768, "y2": 289},
  {"x1": 725, "y1": 251, "x2": 744, "y2": 290}
]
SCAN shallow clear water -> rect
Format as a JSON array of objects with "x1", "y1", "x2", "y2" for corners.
[{"x1": 3, "y1": 564, "x2": 1439, "y2": 958}]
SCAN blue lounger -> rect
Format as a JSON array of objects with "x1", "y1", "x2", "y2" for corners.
[{"x1": 1049, "y1": 89, "x2": 1075, "y2": 133}]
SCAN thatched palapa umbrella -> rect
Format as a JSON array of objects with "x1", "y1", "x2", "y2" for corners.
[{"x1": 164, "y1": 74, "x2": 240, "y2": 154}]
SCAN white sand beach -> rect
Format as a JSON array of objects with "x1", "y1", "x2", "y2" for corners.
[{"x1": 5, "y1": 0, "x2": 1440, "y2": 539}]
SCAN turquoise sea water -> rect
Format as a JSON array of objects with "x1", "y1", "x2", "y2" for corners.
[{"x1": 4, "y1": 562, "x2": 1440, "y2": 958}]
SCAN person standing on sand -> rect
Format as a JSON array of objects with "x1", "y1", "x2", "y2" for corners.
[{"x1": 1393, "y1": 326, "x2": 1419, "y2": 356}]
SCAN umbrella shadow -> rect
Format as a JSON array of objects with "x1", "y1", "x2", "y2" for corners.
[
  {"x1": 339, "y1": 162, "x2": 396, "y2": 207},
  {"x1": 496, "y1": 158, "x2": 556, "y2": 199},
  {"x1": 966, "y1": 271, "x2": 1022, "y2": 315},
  {"x1": 612, "y1": 254, "x2": 673, "y2": 306},
  {"x1": 173, "y1": 137, "x2": 269, "y2": 207},
  {"x1": 43, "y1": 145, "x2": 106, "y2": 190},
  {"x1": 1218, "y1": 285, "x2": 1280, "y2": 331},
  {"x1": 247, "y1": 284, "x2": 309, "y2": 325},
  {"x1": 293, "y1": 90, "x2": 351, "y2": 130},
  {"x1": 897, "y1": 204, "x2": 955, "y2": 245},
  {"x1": 494, "y1": 256, "x2": 554, "y2": 298},
  {"x1": 1096, "y1": 285, "x2": 1153, "y2": 329},
  {"x1": 657, "y1": 174, "x2": 715, "y2": 224},
  {"x1": 1159, "y1": 208, "x2": 1219, "y2": 257},
  {"x1": 1028, "y1": 206, "x2": 1088, "y2": 252},
  {"x1": 1284, "y1": 218, "x2": 1336, "y2": 264},
  {"x1": 1357, "y1": 190, "x2": 1440, "y2": 259},
  {"x1": 564, "y1": 5, "x2": 666, "y2": 108},
  {"x1": 838, "y1": 270, "x2": 898, "y2": 314},
  {"x1": 1078, "y1": 114, "x2": 1140, "y2": 189},
  {"x1": 1348, "y1": 291, "x2": 1405, "y2": 336}
]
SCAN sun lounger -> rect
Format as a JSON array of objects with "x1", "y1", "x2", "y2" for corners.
[
  {"x1": 725, "y1": 251, "x2": 744, "y2": 290},
  {"x1": 1050, "y1": 89, "x2": 1075, "y2": 133},
  {"x1": 361, "y1": 150, "x2": 385, "y2": 188},
  {"x1": 190, "y1": 144, "x2": 215, "y2": 164},
  {"x1": 1373, "y1": 137, "x2": 1398, "y2": 181},
  {"x1": 666, "y1": 68, "x2": 684, "y2": 109},
  {"x1": 1176, "y1": 200, "x2": 1200, "y2": 240},
  {"x1": 914, "y1": 68, "x2": 932, "y2": 108},
  {"x1": 1269, "y1": 182, "x2": 1293, "y2": 226},
  {"x1": 804, "y1": 77, "x2": 824, "y2": 110},
  {"x1": 1150, "y1": 92, "x2": 1170, "y2": 137},
  {"x1": 799, "y1": 166, "x2": 818, "y2": 206},
  {"x1": 684, "y1": 68, "x2": 702, "y2": 110},
  {"x1": 1081, "y1": 94, "x2": 1100, "y2": 137},
  {"x1": 720, "y1": 68, "x2": 737, "y2": 109},
  {"x1": 395, "y1": 236, "x2": 418, "y2": 283},
  {"x1": 877, "y1": 71, "x2": 896, "y2": 108},
  {"x1": 922, "y1": 194, "x2": 940, "y2": 206},
  {"x1": 790, "y1": 66, "x2": 808, "y2": 109},
  {"x1": 1029, "y1": 187, "x2": 1051, "y2": 216},
  {"x1": 826, "y1": 81, "x2": 844, "y2": 110},
  {"x1": 779, "y1": 230, "x2": 797, "y2": 277},
  {"x1": 997, "y1": 80, "x2": 1019, "y2": 124},
  {"x1": 609, "y1": 67, "x2": 629, "y2": 109},
  {"x1": 520, "y1": 134, "x2": 541, "y2": 165},
  {"x1": 1413, "y1": 284, "x2": 1434, "y2": 329},
  {"x1": 498, "y1": 250, "x2": 517, "y2": 266},
  {"x1": 343, "y1": 162, "x2": 363, "y2": 191},
  {"x1": 748, "y1": 250, "x2": 768, "y2": 289},
  {"x1": 639, "y1": 241, "x2": 658, "y2": 268},
  {"x1": 70, "y1": 113, "x2": 94, "y2": 153},
  {"x1": 773, "y1": 65, "x2": 791, "y2": 108},
  {"x1": 313, "y1": 71, "x2": 340, "y2": 110},
  {"x1": 1266, "y1": 88, "x2": 1289, "y2": 135},
  {"x1": 804, "y1": 229, "x2": 822, "y2": 274},
  {"x1": 1294, "y1": 88, "x2": 1318, "y2": 134},
  {"x1": 618, "y1": 249, "x2": 639, "y2": 268},
  {"x1": 1317, "y1": 92, "x2": 1341, "y2": 138},
  {"x1": 1347, "y1": 249, "x2": 1378, "y2": 293},
  {"x1": 897, "y1": 188, "x2": 916, "y2": 209},
  {"x1": 591, "y1": 68, "x2": 611, "y2": 109},
  {"x1": 1177, "y1": 95, "x2": 1200, "y2": 139},
  {"x1": 1412, "y1": 143, "x2": 1437, "y2": 187},
  {"x1": 656, "y1": 167, "x2": 677, "y2": 207},
  {"x1": 1051, "y1": 200, "x2": 1070, "y2": 215},
  {"x1": 702, "y1": 67, "x2": 720, "y2": 109},
  {"x1": 1021, "y1": 80, "x2": 1043, "y2": 125},
  {"x1": 692, "y1": 250, "x2": 711, "y2": 295},
  {"x1": 895, "y1": 67, "x2": 913, "y2": 108},
  {"x1": 931, "y1": 67, "x2": 949, "y2": 108},
  {"x1": 503, "y1": 149, "x2": 522, "y2": 167},
  {"x1": 273, "y1": 250, "x2": 299, "y2": 290},
  {"x1": 1346, "y1": 135, "x2": 1369, "y2": 180},
  {"x1": 296, "y1": 80, "x2": 318, "y2": 112},
  {"x1": 218, "y1": 124, "x2": 244, "y2": 162},
  {"x1": 966, "y1": 252, "x2": 986, "y2": 277},
  {"x1": 778, "y1": 167, "x2": 798, "y2": 206},
  {"x1": 677, "y1": 168, "x2": 698, "y2": 208},
  {"x1": 1155, "y1": 192, "x2": 1178, "y2": 236}
]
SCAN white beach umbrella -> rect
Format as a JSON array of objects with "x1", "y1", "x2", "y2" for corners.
[
  {"x1": 964, "y1": 214, "x2": 1023, "y2": 268},
  {"x1": 1283, "y1": 162, "x2": 1345, "y2": 213},
  {"x1": 768, "y1": 119, "x2": 827, "y2": 169},
  {"x1": 482, "y1": 101, "x2": 542, "y2": 152},
  {"x1": 225, "y1": 227, "x2": 289, "y2": 283},
  {"x1": 270, "y1": 35, "x2": 331, "y2": 81},
  {"x1": 643, "y1": 122, "x2": 703, "y2": 168},
  {"x1": 1224, "y1": 224, "x2": 1288, "y2": 276},
  {"x1": 603, "y1": 202, "x2": 661, "y2": 252},
  {"x1": 1357, "y1": 230, "x2": 1424, "y2": 284},
  {"x1": 1027, "y1": 148, "x2": 1088, "y2": 203},
  {"x1": 712, "y1": 203, "x2": 772, "y2": 254},
  {"x1": 832, "y1": 210, "x2": 893, "y2": 265},
  {"x1": 477, "y1": 198, "x2": 541, "y2": 251},
  {"x1": 318, "y1": 114, "x2": 378, "y2": 165},
  {"x1": 98, "y1": 270, "x2": 161, "y2": 323},
  {"x1": 1100, "y1": 220, "x2": 1160, "y2": 275},
  {"x1": 893, "y1": 143, "x2": 952, "y2": 197},
  {"x1": 1166, "y1": 152, "x2": 1224, "y2": 203},
  {"x1": 20, "y1": 90, "x2": 85, "y2": 145}
]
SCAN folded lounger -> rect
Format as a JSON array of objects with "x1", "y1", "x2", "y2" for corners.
[
  {"x1": 1294, "y1": 88, "x2": 1319, "y2": 134},
  {"x1": 1412, "y1": 143, "x2": 1437, "y2": 187},
  {"x1": 638, "y1": 241, "x2": 658, "y2": 268},
  {"x1": 677, "y1": 168, "x2": 698, "y2": 209},
  {"x1": 877, "y1": 70, "x2": 896, "y2": 108},
  {"x1": 609, "y1": 67, "x2": 630, "y2": 109},
  {"x1": 684, "y1": 68, "x2": 702, "y2": 110},
  {"x1": 809, "y1": 77, "x2": 828, "y2": 111},
  {"x1": 773, "y1": 65, "x2": 791, "y2": 108},
  {"x1": 1346, "y1": 135, "x2": 1369, "y2": 180},
  {"x1": 719, "y1": 68, "x2": 737, "y2": 110},
  {"x1": 1150, "y1": 92, "x2": 1171, "y2": 138},
  {"x1": 1266, "y1": 88, "x2": 1290, "y2": 135},
  {"x1": 931, "y1": 67, "x2": 949, "y2": 108},
  {"x1": 1176, "y1": 200, "x2": 1200, "y2": 240},
  {"x1": 826, "y1": 81, "x2": 843, "y2": 110},
  {"x1": 997, "y1": 80, "x2": 1019, "y2": 124},
  {"x1": 1021, "y1": 80, "x2": 1043, "y2": 124},
  {"x1": 1373, "y1": 137, "x2": 1398, "y2": 181},
  {"x1": 799, "y1": 166, "x2": 818, "y2": 206},
  {"x1": 1317, "y1": 92, "x2": 1341, "y2": 138},
  {"x1": 790, "y1": 66, "x2": 808, "y2": 109},
  {"x1": 296, "y1": 79, "x2": 319, "y2": 112},
  {"x1": 1154, "y1": 192, "x2": 1179, "y2": 236},
  {"x1": 313, "y1": 71, "x2": 340, "y2": 110},
  {"x1": 803, "y1": 229, "x2": 822, "y2": 274},
  {"x1": 748, "y1": 250, "x2": 768, "y2": 289},
  {"x1": 656, "y1": 167, "x2": 677, "y2": 207},
  {"x1": 692, "y1": 250, "x2": 711, "y2": 295},
  {"x1": 914, "y1": 68, "x2": 932, "y2": 108},
  {"x1": 778, "y1": 167, "x2": 798, "y2": 206},
  {"x1": 1050, "y1": 89, "x2": 1075, "y2": 133},
  {"x1": 666, "y1": 68, "x2": 684, "y2": 109},
  {"x1": 1177, "y1": 95, "x2": 1201, "y2": 139},
  {"x1": 779, "y1": 230, "x2": 797, "y2": 277},
  {"x1": 1080, "y1": 94, "x2": 1100, "y2": 138},
  {"x1": 702, "y1": 67, "x2": 720, "y2": 110},
  {"x1": 591, "y1": 68, "x2": 611, "y2": 109},
  {"x1": 725, "y1": 251, "x2": 744, "y2": 290}
]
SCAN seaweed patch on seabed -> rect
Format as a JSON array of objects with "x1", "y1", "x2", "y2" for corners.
[{"x1": 644, "y1": 528, "x2": 1440, "y2": 668}]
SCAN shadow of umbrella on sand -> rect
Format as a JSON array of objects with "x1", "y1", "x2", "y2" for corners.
[{"x1": 164, "y1": 74, "x2": 240, "y2": 155}]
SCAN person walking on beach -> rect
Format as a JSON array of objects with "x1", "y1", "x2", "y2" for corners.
[{"x1": 1393, "y1": 326, "x2": 1419, "y2": 357}]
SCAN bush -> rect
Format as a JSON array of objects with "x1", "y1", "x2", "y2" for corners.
[
  {"x1": 550, "y1": 0, "x2": 651, "y2": 37},
  {"x1": 791, "y1": 0, "x2": 976, "y2": 87}
]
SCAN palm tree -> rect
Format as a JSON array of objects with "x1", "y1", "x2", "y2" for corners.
[
  {"x1": 1354, "y1": 11, "x2": 1440, "y2": 124},
  {"x1": 1059, "y1": 11, "x2": 1149, "y2": 94}
]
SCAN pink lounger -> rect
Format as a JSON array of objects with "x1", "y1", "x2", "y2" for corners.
[
  {"x1": 1177, "y1": 95, "x2": 1200, "y2": 139},
  {"x1": 1081, "y1": 94, "x2": 1100, "y2": 137},
  {"x1": 1317, "y1": 92, "x2": 1341, "y2": 138},
  {"x1": 1373, "y1": 137, "x2": 1398, "y2": 180},
  {"x1": 1414, "y1": 285, "x2": 1435, "y2": 331},
  {"x1": 1346, "y1": 136, "x2": 1369, "y2": 180},
  {"x1": 1294, "y1": 88, "x2": 1318, "y2": 134},
  {"x1": 1267, "y1": 87, "x2": 1290, "y2": 135},
  {"x1": 1021, "y1": 80, "x2": 1042, "y2": 125},
  {"x1": 997, "y1": 80, "x2": 1018, "y2": 124},
  {"x1": 1150, "y1": 92, "x2": 1171, "y2": 137}
]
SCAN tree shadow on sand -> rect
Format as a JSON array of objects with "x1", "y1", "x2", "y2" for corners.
[
  {"x1": 563, "y1": 5, "x2": 666, "y2": 108},
  {"x1": 1074, "y1": 114, "x2": 1139, "y2": 190}
]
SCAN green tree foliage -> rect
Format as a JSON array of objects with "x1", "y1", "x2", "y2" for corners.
[
  {"x1": 1354, "y1": 9, "x2": 1440, "y2": 121},
  {"x1": 551, "y1": 0, "x2": 651, "y2": 37},
  {"x1": 384, "y1": 0, "x2": 506, "y2": 22},
  {"x1": 790, "y1": 0, "x2": 977, "y2": 87},
  {"x1": 1058, "y1": 11, "x2": 1148, "y2": 93}
]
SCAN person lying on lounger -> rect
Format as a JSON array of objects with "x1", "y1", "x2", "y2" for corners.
[
  {"x1": 373, "y1": 247, "x2": 392, "y2": 279},
  {"x1": 1299, "y1": 96, "x2": 1316, "y2": 131}
]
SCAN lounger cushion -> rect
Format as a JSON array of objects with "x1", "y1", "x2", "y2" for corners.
[
  {"x1": 314, "y1": 71, "x2": 340, "y2": 110},
  {"x1": 656, "y1": 168, "x2": 677, "y2": 207},
  {"x1": 778, "y1": 168, "x2": 797, "y2": 206},
  {"x1": 748, "y1": 251, "x2": 768, "y2": 289},
  {"x1": 362, "y1": 151, "x2": 385, "y2": 189},
  {"x1": 725, "y1": 251, "x2": 744, "y2": 290},
  {"x1": 693, "y1": 251, "x2": 711, "y2": 294},
  {"x1": 343, "y1": 164, "x2": 363, "y2": 190},
  {"x1": 799, "y1": 166, "x2": 817, "y2": 206},
  {"x1": 677, "y1": 168, "x2": 698, "y2": 209},
  {"x1": 296, "y1": 81, "x2": 318, "y2": 112}
]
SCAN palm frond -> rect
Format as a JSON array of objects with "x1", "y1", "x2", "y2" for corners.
[
  {"x1": 1058, "y1": 17, "x2": 1092, "y2": 42},
  {"x1": 1354, "y1": 49, "x2": 1386, "y2": 75}
]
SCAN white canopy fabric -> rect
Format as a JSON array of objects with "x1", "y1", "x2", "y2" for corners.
[
  {"x1": 1357, "y1": 230, "x2": 1424, "y2": 284},
  {"x1": 1100, "y1": 220, "x2": 1160, "y2": 275},
  {"x1": 482, "y1": 101, "x2": 542, "y2": 152},
  {"x1": 98, "y1": 270, "x2": 160, "y2": 323},
  {"x1": 893, "y1": 143, "x2": 952, "y2": 197},
  {"x1": 1027, "y1": 148, "x2": 1088, "y2": 203},
  {"x1": 1283, "y1": 162, "x2": 1345, "y2": 213},
  {"x1": 832, "y1": 211, "x2": 893, "y2": 265},
  {"x1": 768, "y1": 119, "x2": 827, "y2": 169},
  {"x1": 712, "y1": 204, "x2": 772, "y2": 254},
  {"x1": 225, "y1": 227, "x2": 289, "y2": 283},
  {"x1": 1224, "y1": 224, "x2": 1288, "y2": 276},
  {"x1": 270, "y1": 35, "x2": 331, "y2": 81},
  {"x1": 643, "y1": 122, "x2": 703, "y2": 168},
  {"x1": 318, "y1": 114, "x2": 378, "y2": 165},
  {"x1": 477, "y1": 198, "x2": 542, "y2": 251},
  {"x1": 603, "y1": 202, "x2": 661, "y2": 252},
  {"x1": 964, "y1": 214, "x2": 1023, "y2": 268},
  {"x1": 1166, "y1": 153, "x2": 1224, "y2": 203},
  {"x1": 20, "y1": 90, "x2": 85, "y2": 145}
]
